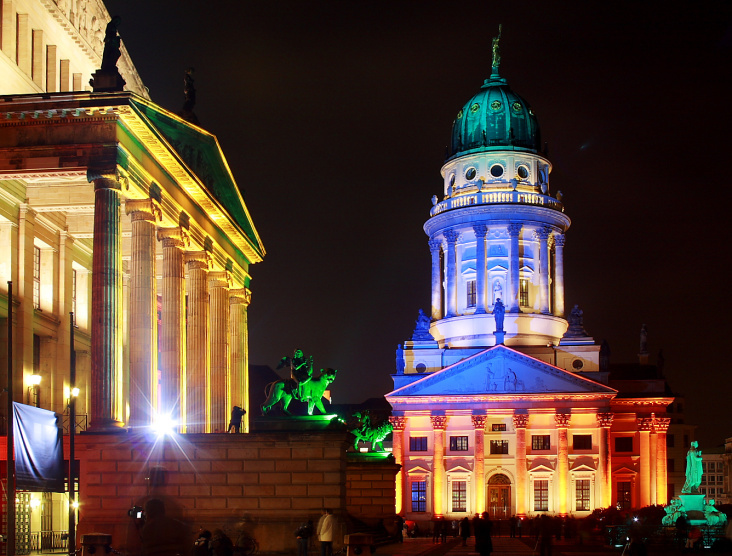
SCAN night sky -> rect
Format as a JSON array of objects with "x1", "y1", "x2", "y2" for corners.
[{"x1": 105, "y1": 1, "x2": 732, "y2": 448}]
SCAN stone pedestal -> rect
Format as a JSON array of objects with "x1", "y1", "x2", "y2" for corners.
[
  {"x1": 494, "y1": 330, "x2": 505, "y2": 345},
  {"x1": 89, "y1": 70, "x2": 126, "y2": 92},
  {"x1": 679, "y1": 494, "x2": 706, "y2": 525}
]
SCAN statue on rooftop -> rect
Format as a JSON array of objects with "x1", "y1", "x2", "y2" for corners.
[
  {"x1": 682, "y1": 441, "x2": 703, "y2": 493},
  {"x1": 349, "y1": 411, "x2": 393, "y2": 452},
  {"x1": 261, "y1": 367, "x2": 337, "y2": 416},
  {"x1": 100, "y1": 16, "x2": 122, "y2": 71},
  {"x1": 276, "y1": 349, "x2": 313, "y2": 401},
  {"x1": 564, "y1": 304, "x2": 589, "y2": 338},
  {"x1": 491, "y1": 24, "x2": 502, "y2": 70},
  {"x1": 412, "y1": 309, "x2": 434, "y2": 341},
  {"x1": 493, "y1": 299, "x2": 505, "y2": 332}
]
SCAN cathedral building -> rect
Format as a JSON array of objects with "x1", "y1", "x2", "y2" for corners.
[{"x1": 386, "y1": 43, "x2": 673, "y2": 522}]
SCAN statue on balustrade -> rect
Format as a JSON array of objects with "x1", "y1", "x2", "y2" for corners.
[
  {"x1": 682, "y1": 440, "x2": 703, "y2": 493},
  {"x1": 412, "y1": 309, "x2": 434, "y2": 341},
  {"x1": 349, "y1": 411, "x2": 393, "y2": 452},
  {"x1": 493, "y1": 299, "x2": 505, "y2": 331},
  {"x1": 101, "y1": 16, "x2": 122, "y2": 71},
  {"x1": 276, "y1": 349, "x2": 313, "y2": 400}
]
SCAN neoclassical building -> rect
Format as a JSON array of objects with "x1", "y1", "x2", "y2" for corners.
[{"x1": 386, "y1": 44, "x2": 673, "y2": 522}]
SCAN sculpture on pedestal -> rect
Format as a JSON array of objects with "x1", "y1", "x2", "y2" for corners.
[
  {"x1": 261, "y1": 361, "x2": 337, "y2": 416},
  {"x1": 349, "y1": 411, "x2": 393, "y2": 452},
  {"x1": 100, "y1": 16, "x2": 122, "y2": 71},
  {"x1": 412, "y1": 309, "x2": 434, "y2": 341},
  {"x1": 682, "y1": 441, "x2": 703, "y2": 493}
]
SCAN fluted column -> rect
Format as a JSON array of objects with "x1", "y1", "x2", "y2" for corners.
[
  {"x1": 444, "y1": 230, "x2": 459, "y2": 318},
  {"x1": 89, "y1": 176, "x2": 123, "y2": 430},
  {"x1": 597, "y1": 412, "x2": 614, "y2": 508},
  {"x1": 553, "y1": 234, "x2": 566, "y2": 317},
  {"x1": 655, "y1": 417, "x2": 671, "y2": 505},
  {"x1": 507, "y1": 223, "x2": 522, "y2": 313},
  {"x1": 513, "y1": 413, "x2": 529, "y2": 516},
  {"x1": 555, "y1": 413, "x2": 570, "y2": 516},
  {"x1": 389, "y1": 416, "x2": 407, "y2": 515},
  {"x1": 472, "y1": 415, "x2": 487, "y2": 513},
  {"x1": 209, "y1": 270, "x2": 231, "y2": 432},
  {"x1": 125, "y1": 198, "x2": 161, "y2": 428},
  {"x1": 429, "y1": 239, "x2": 443, "y2": 321},
  {"x1": 431, "y1": 414, "x2": 447, "y2": 517},
  {"x1": 638, "y1": 417, "x2": 653, "y2": 507},
  {"x1": 537, "y1": 227, "x2": 551, "y2": 314},
  {"x1": 184, "y1": 251, "x2": 211, "y2": 433},
  {"x1": 157, "y1": 227, "x2": 188, "y2": 426},
  {"x1": 473, "y1": 225, "x2": 488, "y2": 314},
  {"x1": 229, "y1": 288, "x2": 251, "y2": 432}
]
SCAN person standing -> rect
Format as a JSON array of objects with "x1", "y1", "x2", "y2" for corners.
[
  {"x1": 317, "y1": 508, "x2": 335, "y2": 556},
  {"x1": 296, "y1": 520, "x2": 314, "y2": 556},
  {"x1": 460, "y1": 517, "x2": 471, "y2": 547},
  {"x1": 474, "y1": 513, "x2": 493, "y2": 556}
]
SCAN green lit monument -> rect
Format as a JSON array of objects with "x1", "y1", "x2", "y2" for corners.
[{"x1": 349, "y1": 411, "x2": 393, "y2": 452}]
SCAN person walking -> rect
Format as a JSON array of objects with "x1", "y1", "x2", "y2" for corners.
[
  {"x1": 317, "y1": 509, "x2": 335, "y2": 556},
  {"x1": 459, "y1": 517, "x2": 471, "y2": 547},
  {"x1": 474, "y1": 513, "x2": 493, "y2": 556}
]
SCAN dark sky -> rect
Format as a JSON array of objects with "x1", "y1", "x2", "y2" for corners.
[{"x1": 105, "y1": 1, "x2": 732, "y2": 448}]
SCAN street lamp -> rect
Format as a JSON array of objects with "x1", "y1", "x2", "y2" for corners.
[{"x1": 28, "y1": 374, "x2": 42, "y2": 407}]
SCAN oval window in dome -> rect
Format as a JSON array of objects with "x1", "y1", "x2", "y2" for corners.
[
  {"x1": 457, "y1": 109, "x2": 464, "y2": 119},
  {"x1": 490, "y1": 100, "x2": 502, "y2": 111},
  {"x1": 470, "y1": 103, "x2": 480, "y2": 113},
  {"x1": 517, "y1": 165, "x2": 529, "y2": 179},
  {"x1": 572, "y1": 359, "x2": 584, "y2": 371},
  {"x1": 465, "y1": 167, "x2": 477, "y2": 180},
  {"x1": 512, "y1": 102, "x2": 523, "y2": 112},
  {"x1": 449, "y1": 174, "x2": 456, "y2": 187},
  {"x1": 490, "y1": 164, "x2": 504, "y2": 178}
]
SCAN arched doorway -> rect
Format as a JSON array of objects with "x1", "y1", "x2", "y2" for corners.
[{"x1": 487, "y1": 474, "x2": 511, "y2": 519}]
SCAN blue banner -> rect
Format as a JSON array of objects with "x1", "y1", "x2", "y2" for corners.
[{"x1": 13, "y1": 402, "x2": 65, "y2": 492}]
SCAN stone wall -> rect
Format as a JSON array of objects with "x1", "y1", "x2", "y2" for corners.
[
  {"x1": 346, "y1": 455, "x2": 399, "y2": 524},
  {"x1": 75, "y1": 430, "x2": 352, "y2": 553}
]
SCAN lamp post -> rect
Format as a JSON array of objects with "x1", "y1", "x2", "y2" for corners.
[
  {"x1": 68, "y1": 312, "x2": 77, "y2": 556},
  {"x1": 28, "y1": 374, "x2": 41, "y2": 407}
]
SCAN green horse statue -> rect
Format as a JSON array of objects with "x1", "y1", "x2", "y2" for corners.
[{"x1": 261, "y1": 368, "x2": 337, "y2": 416}]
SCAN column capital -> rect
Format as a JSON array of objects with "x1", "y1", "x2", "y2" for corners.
[
  {"x1": 637, "y1": 416, "x2": 655, "y2": 431},
  {"x1": 513, "y1": 413, "x2": 529, "y2": 429},
  {"x1": 507, "y1": 222, "x2": 522, "y2": 237},
  {"x1": 555, "y1": 412, "x2": 571, "y2": 428},
  {"x1": 230, "y1": 288, "x2": 252, "y2": 307},
  {"x1": 471, "y1": 415, "x2": 487, "y2": 430},
  {"x1": 430, "y1": 415, "x2": 447, "y2": 430},
  {"x1": 157, "y1": 227, "x2": 190, "y2": 249},
  {"x1": 389, "y1": 415, "x2": 406, "y2": 431},
  {"x1": 473, "y1": 224, "x2": 488, "y2": 238},
  {"x1": 209, "y1": 270, "x2": 232, "y2": 288},
  {"x1": 87, "y1": 166, "x2": 119, "y2": 183},
  {"x1": 443, "y1": 229, "x2": 459, "y2": 244},
  {"x1": 184, "y1": 250, "x2": 212, "y2": 270},
  {"x1": 596, "y1": 412, "x2": 614, "y2": 428},
  {"x1": 535, "y1": 226, "x2": 552, "y2": 241},
  {"x1": 554, "y1": 233, "x2": 566, "y2": 247},
  {"x1": 428, "y1": 238, "x2": 442, "y2": 252},
  {"x1": 125, "y1": 198, "x2": 162, "y2": 222},
  {"x1": 654, "y1": 417, "x2": 671, "y2": 433}
]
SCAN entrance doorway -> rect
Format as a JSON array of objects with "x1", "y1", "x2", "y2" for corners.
[{"x1": 487, "y1": 474, "x2": 511, "y2": 519}]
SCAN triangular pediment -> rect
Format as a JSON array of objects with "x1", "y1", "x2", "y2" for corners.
[
  {"x1": 488, "y1": 263, "x2": 507, "y2": 272},
  {"x1": 446, "y1": 464, "x2": 472, "y2": 474},
  {"x1": 613, "y1": 465, "x2": 638, "y2": 476},
  {"x1": 407, "y1": 464, "x2": 431, "y2": 474},
  {"x1": 529, "y1": 462, "x2": 555, "y2": 473},
  {"x1": 387, "y1": 345, "x2": 616, "y2": 399}
]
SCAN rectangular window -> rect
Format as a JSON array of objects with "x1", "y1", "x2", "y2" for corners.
[
  {"x1": 573, "y1": 435, "x2": 592, "y2": 450},
  {"x1": 534, "y1": 480, "x2": 548, "y2": 511},
  {"x1": 576, "y1": 479, "x2": 591, "y2": 511},
  {"x1": 666, "y1": 434, "x2": 675, "y2": 448},
  {"x1": 449, "y1": 436, "x2": 469, "y2": 451},
  {"x1": 492, "y1": 423, "x2": 506, "y2": 432},
  {"x1": 617, "y1": 481, "x2": 631, "y2": 510},
  {"x1": 667, "y1": 458, "x2": 675, "y2": 473},
  {"x1": 615, "y1": 437, "x2": 633, "y2": 453},
  {"x1": 489, "y1": 440, "x2": 509, "y2": 454},
  {"x1": 409, "y1": 437, "x2": 427, "y2": 452},
  {"x1": 33, "y1": 246, "x2": 41, "y2": 309},
  {"x1": 519, "y1": 278, "x2": 529, "y2": 307},
  {"x1": 717, "y1": 462, "x2": 724, "y2": 472},
  {"x1": 411, "y1": 481, "x2": 426, "y2": 512},
  {"x1": 532, "y1": 435, "x2": 551, "y2": 451},
  {"x1": 467, "y1": 280, "x2": 476, "y2": 308},
  {"x1": 451, "y1": 481, "x2": 467, "y2": 512}
]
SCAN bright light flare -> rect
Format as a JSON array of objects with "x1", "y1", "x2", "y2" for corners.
[{"x1": 151, "y1": 413, "x2": 178, "y2": 437}]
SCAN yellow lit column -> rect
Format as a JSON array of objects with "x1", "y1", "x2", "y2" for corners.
[
  {"x1": 537, "y1": 227, "x2": 551, "y2": 315},
  {"x1": 229, "y1": 288, "x2": 251, "y2": 431},
  {"x1": 89, "y1": 175, "x2": 124, "y2": 430},
  {"x1": 389, "y1": 416, "x2": 406, "y2": 514},
  {"x1": 513, "y1": 413, "x2": 529, "y2": 516},
  {"x1": 209, "y1": 270, "x2": 231, "y2": 432},
  {"x1": 472, "y1": 414, "x2": 487, "y2": 513},
  {"x1": 125, "y1": 199, "x2": 160, "y2": 428},
  {"x1": 597, "y1": 412, "x2": 614, "y2": 508},
  {"x1": 638, "y1": 417, "x2": 653, "y2": 507},
  {"x1": 431, "y1": 415, "x2": 447, "y2": 517},
  {"x1": 555, "y1": 413, "x2": 570, "y2": 516},
  {"x1": 553, "y1": 234, "x2": 566, "y2": 317},
  {"x1": 184, "y1": 251, "x2": 210, "y2": 433},
  {"x1": 650, "y1": 421, "x2": 658, "y2": 504},
  {"x1": 429, "y1": 239, "x2": 442, "y2": 321},
  {"x1": 157, "y1": 227, "x2": 188, "y2": 426},
  {"x1": 655, "y1": 417, "x2": 671, "y2": 505}
]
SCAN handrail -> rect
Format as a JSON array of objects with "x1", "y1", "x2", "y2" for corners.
[{"x1": 430, "y1": 189, "x2": 563, "y2": 217}]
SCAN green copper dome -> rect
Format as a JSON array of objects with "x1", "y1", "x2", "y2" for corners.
[{"x1": 447, "y1": 72, "x2": 541, "y2": 161}]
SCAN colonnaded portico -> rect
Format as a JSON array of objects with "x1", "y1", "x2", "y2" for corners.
[{"x1": 0, "y1": 91, "x2": 264, "y2": 434}]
